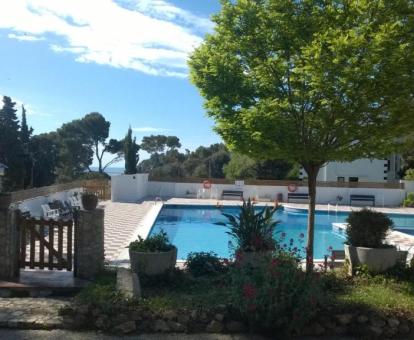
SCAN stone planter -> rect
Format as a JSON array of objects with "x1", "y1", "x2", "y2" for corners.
[
  {"x1": 81, "y1": 193, "x2": 98, "y2": 211},
  {"x1": 344, "y1": 244, "x2": 408, "y2": 274},
  {"x1": 237, "y1": 250, "x2": 273, "y2": 267},
  {"x1": 129, "y1": 247, "x2": 177, "y2": 276}
]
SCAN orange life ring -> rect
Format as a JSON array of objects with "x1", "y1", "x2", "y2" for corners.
[
  {"x1": 288, "y1": 183, "x2": 298, "y2": 192},
  {"x1": 203, "y1": 180, "x2": 212, "y2": 189}
]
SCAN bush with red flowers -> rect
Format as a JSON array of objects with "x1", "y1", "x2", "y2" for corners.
[{"x1": 229, "y1": 250, "x2": 324, "y2": 335}]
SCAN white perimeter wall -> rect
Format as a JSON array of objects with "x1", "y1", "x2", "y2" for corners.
[
  {"x1": 17, "y1": 188, "x2": 83, "y2": 217},
  {"x1": 111, "y1": 174, "x2": 149, "y2": 203},
  {"x1": 147, "y1": 181, "x2": 405, "y2": 207},
  {"x1": 111, "y1": 175, "x2": 409, "y2": 207}
]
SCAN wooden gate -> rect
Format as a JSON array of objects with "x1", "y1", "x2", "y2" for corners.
[{"x1": 19, "y1": 217, "x2": 74, "y2": 271}]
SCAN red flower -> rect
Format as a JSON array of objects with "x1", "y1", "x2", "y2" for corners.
[
  {"x1": 235, "y1": 250, "x2": 243, "y2": 262},
  {"x1": 243, "y1": 283, "x2": 257, "y2": 299},
  {"x1": 271, "y1": 258, "x2": 279, "y2": 267}
]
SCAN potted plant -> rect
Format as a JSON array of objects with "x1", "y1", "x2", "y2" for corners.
[
  {"x1": 344, "y1": 209, "x2": 407, "y2": 274},
  {"x1": 81, "y1": 192, "x2": 98, "y2": 211},
  {"x1": 216, "y1": 199, "x2": 280, "y2": 266},
  {"x1": 128, "y1": 230, "x2": 177, "y2": 276}
]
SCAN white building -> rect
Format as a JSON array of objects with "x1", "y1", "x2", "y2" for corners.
[{"x1": 299, "y1": 155, "x2": 402, "y2": 183}]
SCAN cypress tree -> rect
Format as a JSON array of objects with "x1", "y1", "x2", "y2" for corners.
[
  {"x1": 124, "y1": 127, "x2": 139, "y2": 174},
  {"x1": 20, "y1": 105, "x2": 33, "y2": 144},
  {"x1": 20, "y1": 105, "x2": 34, "y2": 188},
  {"x1": 0, "y1": 96, "x2": 24, "y2": 190}
]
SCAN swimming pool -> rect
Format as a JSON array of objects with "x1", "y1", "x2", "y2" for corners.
[{"x1": 149, "y1": 204, "x2": 414, "y2": 260}]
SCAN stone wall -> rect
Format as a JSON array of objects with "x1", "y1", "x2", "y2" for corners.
[
  {"x1": 74, "y1": 208, "x2": 105, "y2": 280},
  {"x1": 0, "y1": 195, "x2": 19, "y2": 279}
]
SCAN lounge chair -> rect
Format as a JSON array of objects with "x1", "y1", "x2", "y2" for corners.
[
  {"x1": 41, "y1": 204, "x2": 60, "y2": 219},
  {"x1": 324, "y1": 250, "x2": 345, "y2": 269},
  {"x1": 68, "y1": 196, "x2": 82, "y2": 210}
]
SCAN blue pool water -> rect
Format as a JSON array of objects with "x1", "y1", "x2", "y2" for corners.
[{"x1": 149, "y1": 205, "x2": 414, "y2": 260}]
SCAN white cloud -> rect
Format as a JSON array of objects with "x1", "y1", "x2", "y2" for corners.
[
  {"x1": 124, "y1": 0, "x2": 214, "y2": 33},
  {"x1": 8, "y1": 33, "x2": 44, "y2": 41},
  {"x1": 132, "y1": 126, "x2": 170, "y2": 133},
  {"x1": 0, "y1": 0, "x2": 212, "y2": 77}
]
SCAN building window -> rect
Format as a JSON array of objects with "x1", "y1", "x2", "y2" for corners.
[
  {"x1": 337, "y1": 177, "x2": 345, "y2": 183},
  {"x1": 349, "y1": 177, "x2": 359, "y2": 182}
]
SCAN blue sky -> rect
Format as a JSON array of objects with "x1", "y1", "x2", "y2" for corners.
[{"x1": 0, "y1": 0, "x2": 222, "y2": 166}]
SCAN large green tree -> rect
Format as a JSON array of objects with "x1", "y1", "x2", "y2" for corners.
[
  {"x1": 189, "y1": 0, "x2": 414, "y2": 271},
  {"x1": 80, "y1": 112, "x2": 123, "y2": 173},
  {"x1": 30, "y1": 132, "x2": 60, "y2": 187}
]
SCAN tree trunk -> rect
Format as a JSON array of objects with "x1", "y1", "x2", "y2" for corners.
[{"x1": 303, "y1": 163, "x2": 321, "y2": 273}]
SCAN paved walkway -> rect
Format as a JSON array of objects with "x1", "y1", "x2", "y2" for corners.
[
  {"x1": 0, "y1": 329, "x2": 357, "y2": 339},
  {"x1": 0, "y1": 298, "x2": 68, "y2": 328},
  {"x1": 102, "y1": 201, "x2": 156, "y2": 262}
]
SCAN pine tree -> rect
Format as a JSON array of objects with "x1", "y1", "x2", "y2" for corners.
[{"x1": 0, "y1": 96, "x2": 24, "y2": 190}]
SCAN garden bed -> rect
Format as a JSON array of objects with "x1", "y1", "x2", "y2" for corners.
[{"x1": 60, "y1": 266, "x2": 414, "y2": 338}]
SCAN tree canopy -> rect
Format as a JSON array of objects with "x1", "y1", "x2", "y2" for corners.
[{"x1": 189, "y1": 0, "x2": 414, "y2": 270}]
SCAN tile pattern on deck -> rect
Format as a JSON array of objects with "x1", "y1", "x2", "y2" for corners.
[{"x1": 101, "y1": 201, "x2": 154, "y2": 261}]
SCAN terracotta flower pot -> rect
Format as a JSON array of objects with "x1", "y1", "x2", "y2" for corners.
[
  {"x1": 129, "y1": 247, "x2": 177, "y2": 276},
  {"x1": 81, "y1": 193, "x2": 98, "y2": 211}
]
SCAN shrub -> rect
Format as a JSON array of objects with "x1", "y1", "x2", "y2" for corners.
[
  {"x1": 216, "y1": 198, "x2": 280, "y2": 252},
  {"x1": 128, "y1": 230, "x2": 174, "y2": 252},
  {"x1": 403, "y1": 192, "x2": 414, "y2": 208},
  {"x1": 345, "y1": 209, "x2": 393, "y2": 248},
  {"x1": 229, "y1": 251, "x2": 323, "y2": 334},
  {"x1": 404, "y1": 168, "x2": 414, "y2": 180},
  {"x1": 185, "y1": 252, "x2": 227, "y2": 277}
]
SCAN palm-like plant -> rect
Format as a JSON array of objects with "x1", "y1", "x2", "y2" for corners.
[{"x1": 217, "y1": 199, "x2": 280, "y2": 252}]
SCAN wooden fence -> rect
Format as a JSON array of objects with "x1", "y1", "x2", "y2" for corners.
[
  {"x1": 11, "y1": 179, "x2": 111, "y2": 203},
  {"x1": 20, "y1": 217, "x2": 74, "y2": 271}
]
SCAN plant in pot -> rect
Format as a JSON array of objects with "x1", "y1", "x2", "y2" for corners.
[
  {"x1": 128, "y1": 230, "x2": 177, "y2": 276},
  {"x1": 344, "y1": 209, "x2": 407, "y2": 275},
  {"x1": 81, "y1": 192, "x2": 98, "y2": 211},
  {"x1": 216, "y1": 198, "x2": 280, "y2": 266}
]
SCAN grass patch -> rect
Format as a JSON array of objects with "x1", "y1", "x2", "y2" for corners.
[
  {"x1": 141, "y1": 271, "x2": 231, "y2": 310},
  {"x1": 335, "y1": 277, "x2": 414, "y2": 315}
]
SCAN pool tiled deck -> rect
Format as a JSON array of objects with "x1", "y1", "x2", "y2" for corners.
[{"x1": 102, "y1": 198, "x2": 414, "y2": 265}]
